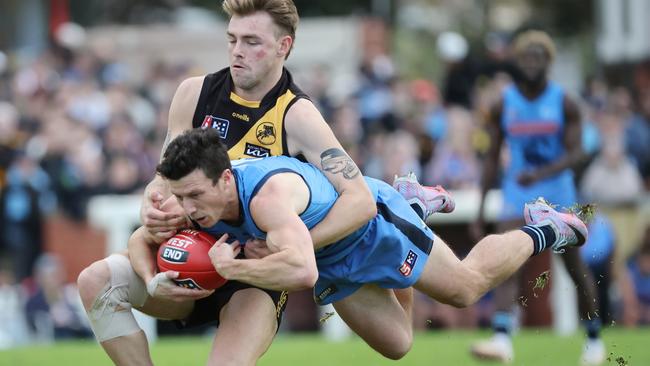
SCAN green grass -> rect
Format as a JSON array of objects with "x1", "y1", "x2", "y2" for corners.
[{"x1": 3, "y1": 328, "x2": 648, "y2": 365}]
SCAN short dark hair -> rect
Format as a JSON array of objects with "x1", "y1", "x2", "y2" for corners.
[{"x1": 156, "y1": 129, "x2": 231, "y2": 183}]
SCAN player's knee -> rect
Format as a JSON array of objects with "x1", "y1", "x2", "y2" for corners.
[
  {"x1": 381, "y1": 336, "x2": 412, "y2": 360},
  {"x1": 376, "y1": 328, "x2": 412, "y2": 360},
  {"x1": 448, "y1": 295, "x2": 472, "y2": 308},
  {"x1": 78, "y1": 260, "x2": 112, "y2": 310},
  {"x1": 442, "y1": 288, "x2": 470, "y2": 308},
  {"x1": 81, "y1": 255, "x2": 145, "y2": 342}
]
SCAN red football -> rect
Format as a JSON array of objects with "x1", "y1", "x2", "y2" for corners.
[{"x1": 157, "y1": 229, "x2": 227, "y2": 290}]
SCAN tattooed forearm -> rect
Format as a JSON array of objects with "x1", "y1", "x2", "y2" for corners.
[
  {"x1": 159, "y1": 130, "x2": 172, "y2": 162},
  {"x1": 320, "y1": 148, "x2": 360, "y2": 179}
]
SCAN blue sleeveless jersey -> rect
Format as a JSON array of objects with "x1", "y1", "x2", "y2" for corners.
[
  {"x1": 500, "y1": 82, "x2": 577, "y2": 219},
  {"x1": 201, "y1": 156, "x2": 435, "y2": 304},
  {"x1": 202, "y1": 156, "x2": 371, "y2": 263}
]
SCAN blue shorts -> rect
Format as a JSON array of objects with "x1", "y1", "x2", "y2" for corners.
[
  {"x1": 313, "y1": 181, "x2": 435, "y2": 305},
  {"x1": 500, "y1": 173, "x2": 577, "y2": 221}
]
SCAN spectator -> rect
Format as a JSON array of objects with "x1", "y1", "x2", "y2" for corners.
[
  {"x1": 580, "y1": 105, "x2": 644, "y2": 271},
  {"x1": 581, "y1": 76, "x2": 609, "y2": 111},
  {"x1": 0, "y1": 153, "x2": 55, "y2": 281},
  {"x1": 606, "y1": 88, "x2": 650, "y2": 180},
  {"x1": 0, "y1": 269, "x2": 30, "y2": 349},
  {"x1": 24, "y1": 254, "x2": 92, "y2": 341},
  {"x1": 0, "y1": 102, "x2": 23, "y2": 188},
  {"x1": 579, "y1": 103, "x2": 602, "y2": 157},
  {"x1": 437, "y1": 31, "x2": 475, "y2": 109},
  {"x1": 634, "y1": 90, "x2": 650, "y2": 186},
  {"x1": 301, "y1": 64, "x2": 335, "y2": 123},
  {"x1": 621, "y1": 226, "x2": 650, "y2": 326},
  {"x1": 416, "y1": 80, "x2": 447, "y2": 145},
  {"x1": 364, "y1": 130, "x2": 420, "y2": 183},
  {"x1": 329, "y1": 99, "x2": 364, "y2": 166},
  {"x1": 105, "y1": 154, "x2": 141, "y2": 194},
  {"x1": 423, "y1": 106, "x2": 480, "y2": 189},
  {"x1": 356, "y1": 54, "x2": 398, "y2": 134}
]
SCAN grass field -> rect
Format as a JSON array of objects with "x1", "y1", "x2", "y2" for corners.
[{"x1": 3, "y1": 328, "x2": 648, "y2": 365}]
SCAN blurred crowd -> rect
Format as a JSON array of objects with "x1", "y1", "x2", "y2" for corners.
[
  {"x1": 0, "y1": 38, "x2": 180, "y2": 347},
  {"x1": 1, "y1": 23, "x2": 650, "y2": 347}
]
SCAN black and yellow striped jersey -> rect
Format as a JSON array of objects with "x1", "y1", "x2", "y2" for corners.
[{"x1": 191, "y1": 67, "x2": 309, "y2": 159}]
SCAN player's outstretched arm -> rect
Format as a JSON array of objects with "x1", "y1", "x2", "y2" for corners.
[
  {"x1": 285, "y1": 99, "x2": 376, "y2": 249},
  {"x1": 208, "y1": 174, "x2": 318, "y2": 291},
  {"x1": 141, "y1": 76, "x2": 203, "y2": 241}
]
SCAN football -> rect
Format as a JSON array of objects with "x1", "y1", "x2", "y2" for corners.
[{"x1": 157, "y1": 229, "x2": 227, "y2": 290}]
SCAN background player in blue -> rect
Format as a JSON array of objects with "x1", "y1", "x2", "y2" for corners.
[
  {"x1": 471, "y1": 30, "x2": 604, "y2": 365},
  {"x1": 153, "y1": 128, "x2": 589, "y2": 360}
]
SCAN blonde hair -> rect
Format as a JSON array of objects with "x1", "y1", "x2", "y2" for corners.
[
  {"x1": 222, "y1": 0, "x2": 299, "y2": 57},
  {"x1": 513, "y1": 30, "x2": 556, "y2": 62}
]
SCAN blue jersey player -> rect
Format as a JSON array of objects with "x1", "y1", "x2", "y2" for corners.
[
  {"x1": 471, "y1": 30, "x2": 604, "y2": 365},
  {"x1": 154, "y1": 128, "x2": 588, "y2": 360}
]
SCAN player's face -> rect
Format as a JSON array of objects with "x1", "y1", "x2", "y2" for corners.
[
  {"x1": 515, "y1": 44, "x2": 550, "y2": 84},
  {"x1": 168, "y1": 169, "x2": 229, "y2": 227},
  {"x1": 227, "y1": 11, "x2": 286, "y2": 91}
]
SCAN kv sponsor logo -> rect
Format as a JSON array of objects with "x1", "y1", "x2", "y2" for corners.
[
  {"x1": 161, "y1": 247, "x2": 189, "y2": 263},
  {"x1": 244, "y1": 143, "x2": 270, "y2": 158}
]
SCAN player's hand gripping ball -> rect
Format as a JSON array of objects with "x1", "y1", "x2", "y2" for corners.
[{"x1": 157, "y1": 229, "x2": 227, "y2": 290}]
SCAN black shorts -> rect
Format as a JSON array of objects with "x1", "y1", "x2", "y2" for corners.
[{"x1": 176, "y1": 280, "x2": 288, "y2": 331}]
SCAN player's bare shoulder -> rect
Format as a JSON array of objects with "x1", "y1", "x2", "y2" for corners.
[
  {"x1": 284, "y1": 97, "x2": 323, "y2": 128},
  {"x1": 167, "y1": 76, "x2": 206, "y2": 135},
  {"x1": 283, "y1": 97, "x2": 330, "y2": 155},
  {"x1": 171, "y1": 76, "x2": 205, "y2": 111}
]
